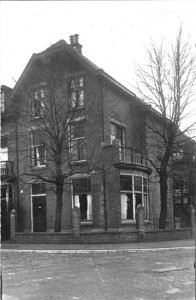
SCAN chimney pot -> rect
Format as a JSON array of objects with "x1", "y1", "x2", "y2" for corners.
[
  {"x1": 69, "y1": 35, "x2": 74, "y2": 45},
  {"x1": 69, "y1": 33, "x2": 82, "y2": 54},
  {"x1": 74, "y1": 34, "x2": 79, "y2": 44}
]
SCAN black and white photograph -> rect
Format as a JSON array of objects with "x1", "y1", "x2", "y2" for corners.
[{"x1": 1, "y1": 1, "x2": 196, "y2": 299}]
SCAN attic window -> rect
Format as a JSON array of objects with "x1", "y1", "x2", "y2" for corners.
[
  {"x1": 70, "y1": 76, "x2": 84, "y2": 109},
  {"x1": 32, "y1": 88, "x2": 45, "y2": 118}
]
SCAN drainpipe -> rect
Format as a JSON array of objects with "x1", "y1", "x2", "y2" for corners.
[
  {"x1": 100, "y1": 77, "x2": 104, "y2": 143},
  {"x1": 15, "y1": 105, "x2": 20, "y2": 231},
  {"x1": 100, "y1": 78, "x2": 108, "y2": 231},
  {"x1": 103, "y1": 169, "x2": 108, "y2": 231}
]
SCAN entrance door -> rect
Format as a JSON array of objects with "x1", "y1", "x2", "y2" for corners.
[
  {"x1": 1, "y1": 199, "x2": 9, "y2": 240},
  {"x1": 1, "y1": 184, "x2": 13, "y2": 240},
  {"x1": 33, "y1": 196, "x2": 46, "y2": 232}
]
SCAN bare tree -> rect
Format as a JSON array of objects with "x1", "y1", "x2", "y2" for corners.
[
  {"x1": 135, "y1": 27, "x2": 196, "y2": 229},
  {"x1": 15, "y1": 55, "x2": 100, "y2": 232}
]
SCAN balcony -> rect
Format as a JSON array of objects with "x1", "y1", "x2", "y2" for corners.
[
  {"x1": 119, "y1": 147, "x2": 147, "y2": 166},
  {"x1": 0, "y1": 161, "x2": 13, "y2": 178}
]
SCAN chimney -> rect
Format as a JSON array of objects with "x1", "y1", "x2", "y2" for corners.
[{"x1": 69, "y1": 34, "x2": 82, "y2": 54}]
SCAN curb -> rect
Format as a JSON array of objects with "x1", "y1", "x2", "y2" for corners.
[{"x1": 1, "y1": 246, "x2": 195, "y2": 254}]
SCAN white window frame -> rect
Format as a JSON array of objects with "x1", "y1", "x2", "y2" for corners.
[
  {"x1": 120, "y1": 175, "x2": 149, "y2": 223},
  {"x1": 28, "y1": 131, "x2": 46, "y2": 167},
  {"x1": 69, "y1": 121, "x2": 87, "y2": 162},
  {"x1": 71, "y1": 178, "x2": 92, "y2": 223},
  {"x1": 70, "y1": 76, "x2": 84, "y2": 109},
  {"x1": 32, "y1": 88, "x2": 45, "y2": 118}
]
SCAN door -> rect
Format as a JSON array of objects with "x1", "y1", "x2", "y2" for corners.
[
  {"x1": 33, "y1": 196, "x2": 46, "y2": 232},
  {"x1": 1, "y1": 184, "x2": 13, "y2": 240}
]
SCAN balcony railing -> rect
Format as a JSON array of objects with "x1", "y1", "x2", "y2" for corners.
[
  {"x1": 119, "y1": 147, "x2": 147, "y2": 166},
  {"x1": 0, "y1": 161, "x2": 13, "y2": 177}
]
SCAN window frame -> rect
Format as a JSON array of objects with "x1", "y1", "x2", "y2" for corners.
[
  {"x1": 71, "y1": 178, "x2": 92, "y2": 223},
  {"x1": 110, "y1": 122, "x2": 125, "y2": 147},
  {"x1": 69, "y1": 120, "x2": 87, "y2": 162},
  {"x1": 28, "y1": 131, "x2": 46, "y2": 168},
  {"x1": 69, "y1": 76, "x2": 84, "y2": 110},
  {"x1": 120, "y1": 174, "x2": 149, "y2": 223},
  {"x1": 32, "y1": 87, "x2": 45, "y2": 119}
]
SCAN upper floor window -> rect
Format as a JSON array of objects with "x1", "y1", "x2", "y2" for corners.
[
  {"x1": 69, "y1": 121, "x2": 87, "y2": 162},
  {"x1": 0, "y1": 135, "x2": 8, "y2": 161},
  {"x1": 70, "y1": 77, "x2": 84, "y2": 109},
  {"x1": 32, "y1": 88, "x2": 45, "y2": 118},
  {"x1": 173, "y1": 149, "x2": 183, "y2": 161},
  {"x1": 110, "y1": 122, "x2": 125, "y2": 147},
  {"x1": 28, "y1": 131, "x2": 46, "y2": 167},
  {"x1": 0, "y1": 91, "x2": 5, "y2": 113}
]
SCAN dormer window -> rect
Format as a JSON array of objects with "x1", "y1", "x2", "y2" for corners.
[
  {"x1": 70, "y1": 77, "x2": 84, "y2": 109},
  {"x1": 0, "y1": 91, "x2": 5, "y2": 113},
  {"x1": 33, "y1": 88, "x2": 45, "y2": 118}
]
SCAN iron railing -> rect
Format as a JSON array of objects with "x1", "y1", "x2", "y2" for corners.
[{"x1": 119, "y1": 147, "x2": 147, "y2": 166}]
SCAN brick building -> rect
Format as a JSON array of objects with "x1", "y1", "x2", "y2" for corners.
[{"x1": 1, "y1": 34, "x2": 196, "y2": 238}]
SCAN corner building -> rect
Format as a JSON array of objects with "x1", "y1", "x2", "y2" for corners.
[{"x1": 2, "y1": 34, "x2": 190, "y2": 236}]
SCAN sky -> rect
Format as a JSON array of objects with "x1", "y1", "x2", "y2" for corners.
[{"x1": 0, "y1": 1, "x2": 196, "y2": 130}]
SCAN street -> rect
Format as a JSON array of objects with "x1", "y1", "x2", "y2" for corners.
[{"x1": 1, "y1": 249, "x2": 195, "y2": 300}]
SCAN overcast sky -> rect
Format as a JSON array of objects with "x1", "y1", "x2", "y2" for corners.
[{"x1": 0, "y1": 1, "x2": 196, "y2": 129}]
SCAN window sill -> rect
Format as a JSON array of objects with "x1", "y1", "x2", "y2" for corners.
[
  {"x1": 121, "y1": 220, "x2": 136, "y2": 224},
  {"x1": 81, "y1": 221, "x2": 92, "y2": 225},
  {"x1": 70, "y1": 160, "x2": 87, "y2": 165},
  {"x1": 121, "y1": 220, "x2": 151, "y2": 224},
  {"x1": 68, "y1": 107, "x2": 85, "y2": 112},
  {"x1": 31, "y1": 165, "x2": 47, "y2": 170}
]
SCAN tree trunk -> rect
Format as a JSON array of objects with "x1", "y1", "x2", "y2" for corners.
[
  {"x1": 54, "y1": 183, "x2": 63, "y2": 232},
  {"x1": 159, "y1": 173, "x2": 168, "y2": 229}
]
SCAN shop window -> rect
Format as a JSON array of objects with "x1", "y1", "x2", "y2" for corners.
[{"x1": 72, "y1": 178, "x2": 92, "y2": 222}]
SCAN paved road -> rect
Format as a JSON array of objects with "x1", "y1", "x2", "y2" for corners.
[{"x1": 2, "y1": 249, "x2": 195, "y2": 300}]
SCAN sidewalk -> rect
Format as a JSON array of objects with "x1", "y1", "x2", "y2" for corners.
[{"x1": 1, "y1": 239, "x2": 195, "y2": 253}]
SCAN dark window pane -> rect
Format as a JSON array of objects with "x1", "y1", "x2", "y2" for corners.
[
  {"x1": 135, "y1": 193, "x2": 142, "y2": 207},
  {"x1": 143, "y1": 177, "x2": 148, "y2": 193},
  {"x1": 134, "y1": 176, "x2": 142, "y2": 191},
  {"x1": 1, "y1": 185, "x2": 7, "y2": 199},
  {"x1": 126, "y1": 193, "x2": 133, "y2": 219},
  {"x1": 32, "y1": 183, "x2": 46, "y2": 195},
  {"x1": 73, "y1": 178, "x2": 91, "y2": 194},
  {"x1": 1, "y1": 136, "x2": 8, "y2": 148},
  {"x1": 71, "y1": 123, "x2": 85, "y2": 138},
  {"x1": 120, "y1": 175, "x2": 132, "y2": 191},
  {"x1": 79, "y1": 194, "x2": 87, "y2": 220}
]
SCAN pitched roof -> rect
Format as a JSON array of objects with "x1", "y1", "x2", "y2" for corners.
[{"x1": 11, "y1": 38, "x2": 138, "y2": 101}]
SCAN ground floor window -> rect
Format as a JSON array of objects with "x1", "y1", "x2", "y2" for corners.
[
  {"x1": 72, "y1": 178, "x2": 92, "y2": 222},
  {"x1": 31, "y1": 182, "x2": 46, "y2": 232},
  {"x1": 120, "y1": 175, "x2": 149, "y2": 221}
]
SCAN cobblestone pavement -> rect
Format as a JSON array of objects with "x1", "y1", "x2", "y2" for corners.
[{"x1": 2, "y1": 248, "x2": 195, "y2": 300}]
